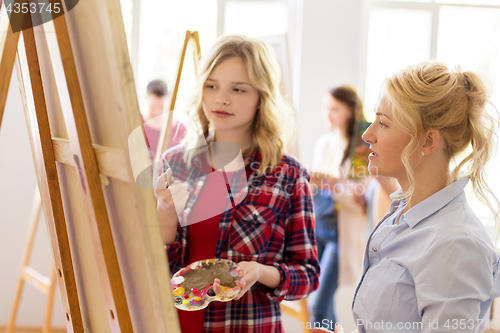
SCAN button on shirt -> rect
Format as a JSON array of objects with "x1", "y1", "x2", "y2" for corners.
[{"x1": 352, "y1": 177, "x2": 500, "y2": 333}]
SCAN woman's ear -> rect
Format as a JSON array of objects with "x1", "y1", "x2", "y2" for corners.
[{"x1": 421, "y1": 129, "x2": 441, "y2": 156}]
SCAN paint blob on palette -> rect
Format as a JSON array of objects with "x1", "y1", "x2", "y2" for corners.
[{"x1": 171, "y1": 258, "x2": 243, "y2": 311}]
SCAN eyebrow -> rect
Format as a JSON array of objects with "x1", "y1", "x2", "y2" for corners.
[
  {"x1": 206, "y1": 78, "x2": 252, "y2": 86},
  {"x1": 375, "y1": 111, "x2": 391, "y2": 120}
]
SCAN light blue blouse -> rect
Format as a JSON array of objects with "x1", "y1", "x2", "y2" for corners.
[{"x1": 352, "y1": 177, "x2": 500, "y2": 333}]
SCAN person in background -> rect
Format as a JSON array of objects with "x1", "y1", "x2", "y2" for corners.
[
  {"x1": 143, "y1": 79, "x2": 186, "y2": 158},
  {"x1": 315, "y1": 62, "x2": 500, "y2": 333},
  {"x1": 308, "y1": 85, "x2": 366, "y2": 329},
  {"x1": 155, "y1": 35, "x2": 320, "y2": 333}
]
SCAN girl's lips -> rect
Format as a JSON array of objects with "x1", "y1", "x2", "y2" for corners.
[
  {"x1": 213, "y1": 110, "x2": 233, "y2": 118},
  {"x1": 368, "y1": 151, "x2": 378, "y2": 160}
]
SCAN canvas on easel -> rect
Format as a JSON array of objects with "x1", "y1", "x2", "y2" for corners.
[
  {"x1": 348, "y1": 121, "x2": 371, "y2": 179},
  {"x1": 0, "y1": 0, "x2": 181, "y2": 332}
]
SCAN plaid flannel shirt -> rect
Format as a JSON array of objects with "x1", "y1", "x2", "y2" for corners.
[{"x1": 161, "y1": 146, "x2": 320, "y2": 333}]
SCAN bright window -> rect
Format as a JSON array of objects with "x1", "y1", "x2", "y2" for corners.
[
  {"x1": 135, "y1": 0, "x2": 217, "y2": 124},
  {"x1": 119, "y1": 0, "x2": 134, "y2": 57},
  {"x1": 364, "y1": 7, "x2": 432, "y2": 118},
  {"x1": 120, "y1": 0, "x2": 292, "y2": 125},
  {"x1": 437, "y1": 5, "x2": 500, "y2": 108}
]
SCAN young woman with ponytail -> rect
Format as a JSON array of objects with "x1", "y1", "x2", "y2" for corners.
[{"x1": 315, "y1": 62, "x2": 500, "y2": 333}]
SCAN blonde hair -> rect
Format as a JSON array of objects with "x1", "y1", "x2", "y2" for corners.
[
  {"x1": 384, "y1": 61, "x2": 499, "y2": 228},
  {"x1": 182, "y1": 35, "x2": 295, "y2": 174}
]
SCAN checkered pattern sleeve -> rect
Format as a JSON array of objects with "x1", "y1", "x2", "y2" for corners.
[
  {"x1": 264, "y1": 168, "x2": 320, "y2": 302},
  {"x1": 166, "y1": 225, "x2": 184, "y2": 275}
]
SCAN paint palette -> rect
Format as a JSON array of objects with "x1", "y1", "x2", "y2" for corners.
[{"x1": 171, "y1": 258, "x2": 243, "y2": 311}]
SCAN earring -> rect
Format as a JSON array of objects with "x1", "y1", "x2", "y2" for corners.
[{"x1": 421, "y1": 152, "x2": 425, "y2": 156}]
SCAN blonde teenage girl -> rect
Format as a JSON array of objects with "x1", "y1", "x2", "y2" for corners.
[{"x1": 155, "y1": 35, "x2": 320, "y2": 333}]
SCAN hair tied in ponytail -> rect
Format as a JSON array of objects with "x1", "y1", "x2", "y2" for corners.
[{"x1": 461, "y1": 72, "x2": 473, "y2": 92}]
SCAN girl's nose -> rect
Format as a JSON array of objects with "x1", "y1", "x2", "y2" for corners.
[{"x1": 215, "y1": 90, "x2": 230, "y2": 106}]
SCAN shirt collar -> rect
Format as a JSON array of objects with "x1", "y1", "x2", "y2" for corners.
[{"x1": 390, "y1": 176, "x2": 469, "y2": 229}]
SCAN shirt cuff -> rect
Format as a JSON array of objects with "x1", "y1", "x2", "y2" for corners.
[{"x1": 264, "y1": 262, "x2": 290, "y2": 302}]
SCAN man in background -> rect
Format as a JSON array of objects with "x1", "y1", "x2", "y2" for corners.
[{"x1": 143, "y1": 79, "x2": 186, "y2": 159}]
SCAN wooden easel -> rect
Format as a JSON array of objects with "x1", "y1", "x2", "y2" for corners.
[
  {"x1": 0, "y1": 5, "x2": 83, "y2": 332},
  {"x1": 6, "y1": 189, "x2": 57, "y2": 333},
  {"x1": 0, "y1": 1, "x2": 180, "y2": 332},
  {"x1": 154, "y1": 30, "x2": 201, "y2": 164}
]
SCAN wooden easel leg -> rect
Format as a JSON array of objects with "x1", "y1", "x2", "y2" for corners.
[
  {"x1": 18, "y1": 13, "x2": 84, "y2": 333},
  {"x1": 5, "y1": 189, "x2": 43, "y2": 333},
  {"x1": 190, "y1": 31, "x2": 201, "y2": 73},
  {"x1": 154, "y1": 30, "x2": 202, "y2": 162},
  {"x1": 0, "y1": 4, "x2": 21, "y2": 132},
  {"x1": 42, "y1": 261, "x2": 57, "y2": 333}
]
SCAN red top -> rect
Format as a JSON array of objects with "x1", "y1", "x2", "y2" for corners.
[
  {"x1": 141, "y1": 115, "x2": 187, "y2": 159},
  {"x1": 178, "y1": 163, "x2": 251, "y2": 332}
]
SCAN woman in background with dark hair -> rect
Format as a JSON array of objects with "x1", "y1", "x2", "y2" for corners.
[{"x1": 308, "y1": 86, "x2": 366, "y2": 330}]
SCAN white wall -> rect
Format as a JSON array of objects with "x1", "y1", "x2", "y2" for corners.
[
  {"x1": 293, "y1": 0, "x2": 365, "y2": 328},
  {"x1": 294, "y1": 0, "x2": 364, "y2": 166},
  {"x1": 0, "y1": 71, "x2": 65, "y2": 326}
]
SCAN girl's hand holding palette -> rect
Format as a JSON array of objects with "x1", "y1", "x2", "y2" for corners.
[{"x1": 171, "y1": 258, "x2": 243, "y2": 311}]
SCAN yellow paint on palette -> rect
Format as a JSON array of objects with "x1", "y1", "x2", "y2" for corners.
[{"x1": 173, "y1": 287, "x2": 185, "y2": 296}]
